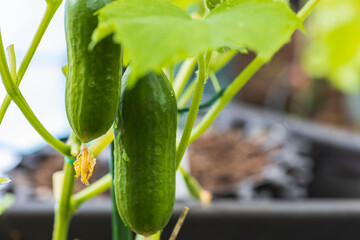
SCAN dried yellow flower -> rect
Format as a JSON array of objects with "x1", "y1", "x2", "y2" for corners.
[{"x1": 73, "y1": 143, "x2": 96, "y2": 185}]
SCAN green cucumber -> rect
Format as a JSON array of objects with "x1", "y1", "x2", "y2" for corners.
[
  {"x1": 114, "y1": 67, "x2": 177, "y2": 236},
  {"x1": 65, "y1": 0, "x2": 121, "y2": 143}
]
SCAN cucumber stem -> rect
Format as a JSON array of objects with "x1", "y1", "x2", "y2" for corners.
[
  {"x1": 6, "y1": 45, "x2": 16, "y2": 79},
  {"x1": 298, "y1": 0, "x2": 321, "y2": 21},
  {"x1": 169, "y1": 65, "x2": 174, "y2": 86},
  {"x1": 209, "y1": 72, "x2": 221, "y2": 92},
  {"x1": 0, "y1": 3, "x2": 61, "y2": 124},
  {"x1": 70, "y1": 173, "x2": 111, "y2": 211},
  {"x1": 179, "y1": 166, "x2": 212, "y2": 205},
  {"x1": 176, "y1": 52, "x2": 208, "y2": 169},
  {"x1": 88, "y1": 128, "x2": 114, "y2": 157},
  {"x1": 189, "y1": 56, "x2": 265, "y2": 143},
  {"x1": 52, "y1": 160, "x2": 75, "y2": 240}
]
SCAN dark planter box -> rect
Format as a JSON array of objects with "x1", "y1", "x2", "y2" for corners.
[
  {"x1": 220, "y1": 103, "x2": 360, "y2": 198},
  {"x1": 2, "y1": 200, "x2": 360, "y2": 240}
]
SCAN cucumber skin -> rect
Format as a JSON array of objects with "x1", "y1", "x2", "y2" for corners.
[
  {"x1": 114, "y1": 68, "x2": 177, "y2": 236},
  {"x1": 65, "y1": 0, "x2": 121, "y2": 143}
]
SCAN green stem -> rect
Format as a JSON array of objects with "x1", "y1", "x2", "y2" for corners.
[
  {"x1": 67, "y1": 132, "x2": 82, "y2": 157},
  {"x1": 70, "y1": 173, "x2": 111, "y2": 211},
  {"x1": 6, "y1": 45, "x2": 16, "y2": 79},
  {"x1": 209, "y1": 72, "x2": 221, "y2": 92},
  {"x1": 176, "y1": 53, "x2": 207, "y2": 169},
  {"x1": 88, "y1": 128, "x2": 114, "y2": 157},
  {"x1": 179, "y1": 166, "x2": 201, "y2": 201},
  {"x1": 204, "y1": 50, "x2": 213, "y2": 72},
  {"x1": 173, "y1": 58, "x2": 197, "y2": 98},
  {"x1": 188, "y1": 0, "x2": 321, "y2": 144},
  {"x1": 0, "y1": 32, "x2": 71, "y2": 156},
  {"x1": 135, "y1": 232, "x2": 161, "y2": 240},
  {"x1": 298, "y1": 0, "x2": 320, "y2": 21},
  {"x1": 190, "y1": 57, "x2": 265, "y2": 143},
  {"x1": 0, "y1": 3, "x2": 60, "y2": 124},
  {"x1": 52, "y1": 160, "x2": 76, "y2": 240},
  {"x1": 169, "y1": 65, "x2": 174, "y2": 85}
]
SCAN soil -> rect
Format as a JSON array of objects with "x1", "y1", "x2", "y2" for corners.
[
  {"x1": 189, "y1": 127, "x2": 279, "y2": 195},
  {"x1": 11, "y1": 148, "x2": 110, "y2": 201}
]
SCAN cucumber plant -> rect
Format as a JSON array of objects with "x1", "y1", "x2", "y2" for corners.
[{"x1": 0, "y1": 0, "x2": 320, "y2": 239}]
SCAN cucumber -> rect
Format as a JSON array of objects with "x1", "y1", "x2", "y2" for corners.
[
  {"x1": 114, "y1": 67, "x2": 177, "y2": 236},
  {"x1": 65, "y1": 0, "x2": 121, "y2": 143}
]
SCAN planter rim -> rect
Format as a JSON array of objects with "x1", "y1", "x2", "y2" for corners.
[
  {"x1": 224, "y1": 102, "x2": 360, "y2": 151},
  {"x1": 5, "y1": 199, "x2": 360, "y2": 217}
]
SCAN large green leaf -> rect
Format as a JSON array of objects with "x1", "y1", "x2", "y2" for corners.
[
  {"x1": 92, "y1": 0, "x2": 302, "y2": 83},
  {"x1": 302, "y1": 0, "x2": 360, "y2": 93},
  {"x1": 171, "y1": 0, "x2": 203, "y2": 8}
]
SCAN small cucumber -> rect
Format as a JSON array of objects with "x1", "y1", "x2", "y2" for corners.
[
  {"x1": 65, "y1": 0, "x2": 121, "y2": 143},
  {"x1": 114, "y1": 67, "x2": 177, "y2": 236}
]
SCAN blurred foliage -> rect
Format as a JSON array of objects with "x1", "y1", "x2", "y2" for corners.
[
  {"x1": 302, "y1": 0, "x2": 360, "y2": 93},
  {"x1": 0, "y1": 178, "x2": 13, "y2": 215},
  {"x1": 0, "y1": 193, "x2": 14, "y2": 215},
  {"x1": 0, "y1": 177, "x2": 10, "y2": 185}
]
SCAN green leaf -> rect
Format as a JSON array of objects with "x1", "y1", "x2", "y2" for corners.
[
  {"x1": 171, "y1": 0, "x2": 203, "y2": 8},
  {"x1": 302, "y1": 0, "x2": 360, "y2": 94},
  {"x1": 92, "y1": 0, "x2": 302, "y2": 84}
]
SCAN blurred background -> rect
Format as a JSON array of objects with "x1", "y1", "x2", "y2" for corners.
[{"x1": 0, "y1": 0, "x2": 360, "y2": 205}]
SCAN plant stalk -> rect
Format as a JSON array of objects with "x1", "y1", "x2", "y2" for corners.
[
  {"x1": 52, "y1": 160, "x2": 76, "y2": 240},
  {"x1": 0, "y1": 33, "x2": 72, "y2": 157},
  {"x1": 176, "y1": 53, "x2": 207, "y2": 169},
  {"x1": 6, "y1": 45, "x2": 16, "y2": 79},
  {"x1": 70, "y1": 173, "x2": 111, "y2": 211},
  {"x1": 0, "y1": 3, "x2": 61, "y2": 123},
  {"x1": 88, "y1": 128, "x2": 114, "y2": 157}
]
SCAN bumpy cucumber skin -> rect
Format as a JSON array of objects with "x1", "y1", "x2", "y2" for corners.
[
  {"x1": 65, "y1": 0, "x2": 121, "y2": 143},
  {"x1": 114, "y1": 68, "x2": 177, "y2": 236}
]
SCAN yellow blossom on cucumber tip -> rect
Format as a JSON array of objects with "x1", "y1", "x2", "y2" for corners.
[{"x1": 73, "y1": 143, "x2": 96, "y2": 185}]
